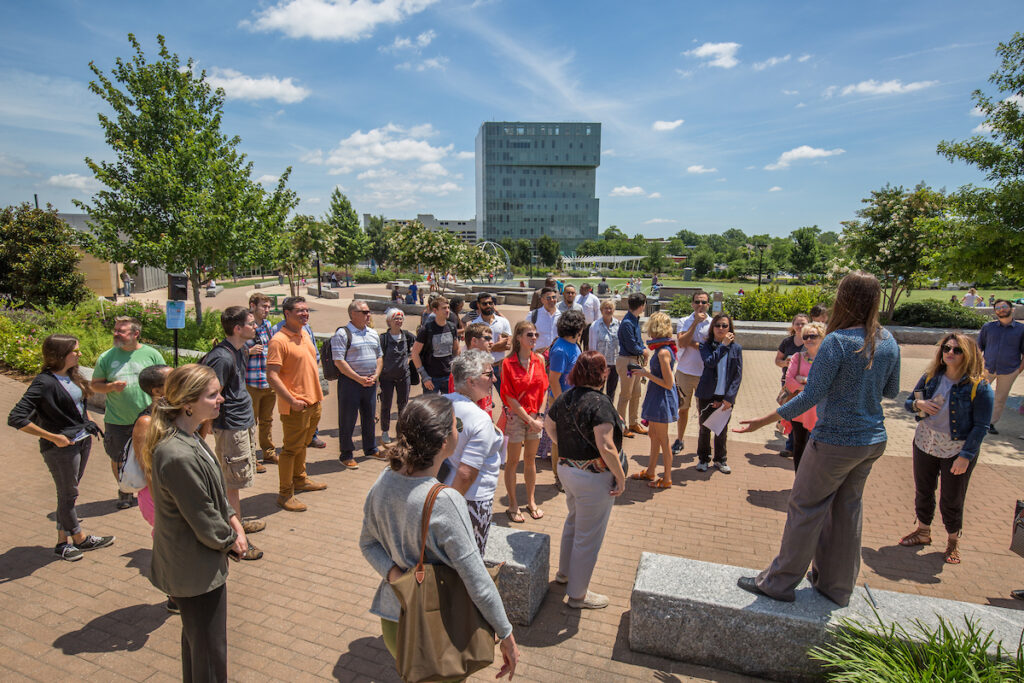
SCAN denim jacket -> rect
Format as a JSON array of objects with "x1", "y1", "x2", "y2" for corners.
[{"x1": 903, "y1": 373, "x2": 994, "y2": 461}]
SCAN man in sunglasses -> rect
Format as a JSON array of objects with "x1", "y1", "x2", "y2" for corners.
[
  {"x1": 332, "y1": 300, "x2": 383, "y2": 468},
  {"x1": 671, "y1": 291, "x2": 712, "y2": 454},
  {"x1": 978, "y1": 299, "x2": 1024, "y2": 435},
  {"x1": 470, "y1": 293, "x2": 511, "y2": 393}
]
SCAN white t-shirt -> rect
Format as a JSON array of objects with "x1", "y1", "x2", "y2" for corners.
[
  {"x1": 532, "y1": 307, "x2": 561, "y2": 351},
  {"x1": 576, "y1": 292, "x2": 602, "y2": 324},
  {"x1": 471, "y1": 315, "x2": 512, "y2": 363},
  {"x1": 676, "y1": 313, "x2": 711, "y2": 377},
  {"x1": 441, "y1": 393, "x2": 504, "y2": 501}
]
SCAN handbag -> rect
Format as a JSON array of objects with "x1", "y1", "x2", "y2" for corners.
[
  {"x1": 563, "y1": 389, "x2": 629, "y2": 478},
  {"x1": 1011, "y1": 500, "x2": 1024, "y2": 559},
  {"x1": 117, "y1": 440, "x2": 147, "y2": 493},
  {"x1": 776, "y1": 387, "x2": 793, "y2": 406},
  {"x1": 389, "y1": 483, "x2": 501, "y2": 683}
]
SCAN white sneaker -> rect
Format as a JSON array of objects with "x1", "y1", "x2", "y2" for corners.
[
  {"x1": 716, "y1": 463, "x2": 732, "y2": 474},
  {"x1": 380, "y1": 432, "x2": 392, "y2": 445},
  {"x1": 696, "y1": 462, "x2": 709, "y2": 472},
  {"x1": 567, "y1": 591, "x2": 609, "y2": 609}
]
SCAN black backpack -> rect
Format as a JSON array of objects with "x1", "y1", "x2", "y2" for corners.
[{"x1": 320, "y1": 327, "x2": 351, "y2": 381}]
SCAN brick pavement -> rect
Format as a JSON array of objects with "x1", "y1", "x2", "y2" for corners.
[{"x1": 2, "y1": 299, "x2": 1023, "y2": 682}]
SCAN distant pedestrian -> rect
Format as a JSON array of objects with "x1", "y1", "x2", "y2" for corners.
[
  {"x1": 781, "y1": 321, "x2": 825, "y2": 471},
  {"x1": 978, "y1": 299, "x2": 1024, "y2": 435},
  {"x1": 810, "y1": 304, "x2": 829, "y2": 324},
  {"x1": 962, "y1": 287, "x2": 982, "y2": 307},
  {"x1": 576, "y1": 283, "x2": 601, "y2": 351}
]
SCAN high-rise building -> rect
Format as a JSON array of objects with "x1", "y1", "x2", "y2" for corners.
[{"x1": 476, "y1": 122, "x2": 600, "y2": 254}]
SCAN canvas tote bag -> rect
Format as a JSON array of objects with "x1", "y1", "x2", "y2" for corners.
[{"x1": 389, "y1": 483, "x2": 502, "y2": 682}]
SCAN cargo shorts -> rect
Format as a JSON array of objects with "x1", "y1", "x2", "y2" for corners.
[{"x1": 213, "y1": 425, "x2": 257, "y2": 490}]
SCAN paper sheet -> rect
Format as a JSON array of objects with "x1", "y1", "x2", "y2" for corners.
[{"x1": 701, "y1": 405, "x2": 733, "y2": 436}]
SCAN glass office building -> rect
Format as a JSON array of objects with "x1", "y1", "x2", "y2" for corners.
[{"x1": 476, "y1": 122, "x2": 600, "y2": 254}]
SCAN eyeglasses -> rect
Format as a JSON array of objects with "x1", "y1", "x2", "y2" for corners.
[
  {"x1": 355, "y1": 310, "x2": 371, "y2": 315},
  {"x1": 524, "y1": 332, "x2": 539, "y2": 338},
  {"x1": 694, "y1": 301, "x2": 709, "y2": 306},
  {"x1": 480, "y1": 371, "x2": 495, "y2": 379},
  {"x1": 995, "y1": 306, "x2": 1011, "y2": 311},
  {"x1": 802, "y1": 334, "x2": 820, "y2": 340},
  {"x1": 713, "y1": 323, "x2": 731, "y2": 329},
  {"x1": 942, "y1": 344, "x2": 964, "y2": 355}
]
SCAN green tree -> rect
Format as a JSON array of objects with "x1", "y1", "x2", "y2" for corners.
[
  {"x1": 838, "y1": 183, "x2": 945, "y2": 320},
  {"x1": 601, "y1": 225, "x2": 627, "y2": 241},
  {"x1": 76, "y1": 34, "x2": 296, "y2": 324},
  {"x1": 932, "y1": 32, "x2": 1024, "y2": 284},
  {"x1": 674, "y1": 229, "x2": 703, "y2": 247},
  {"x1": 721, "y1": 228, "x2": 748, "y2": 246},
  {"x1": 511, "y1": 239, "x2": 532, "y2": 267},
  {"x1": 691, "y1": 247, "x2": 716, "y2": 277},
  {"x1": 0, "y1": 203, "x2": 91, "y2": 306},
  {"x1": 537, "y1": 234, "x2": 561, "y2": 267},
  {"x1": 274, "y1": 214, "x2": 329, "y2": 296},
  {"x1": 323, "y1": 188, "x2": 367, "y2": 275},
  {"x1": 366, "y1": 214, "x2": 389, "y2": 267},
  {"x1": 644, "y1": 241, "x2": 667, "y2": 273},
  {"x1": 788, "y1": 226, "x2": 822, "y2": 278}
]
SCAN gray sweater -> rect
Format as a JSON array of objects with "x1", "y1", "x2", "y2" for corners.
[{"x1": 359, "y1": 469, "x2": 513, "y2": 639}]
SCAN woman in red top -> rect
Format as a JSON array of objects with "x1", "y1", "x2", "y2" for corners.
[{"x1": 500, "y1": 320, "x2": 550, "y2": 524}]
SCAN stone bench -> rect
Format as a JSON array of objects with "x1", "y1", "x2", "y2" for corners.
[
  {"x1": 306, "y1": 286, "x2": 339, "y2": 300},
  {"x1": 365, "y1": 300, "x2": 421, "y2": 315},
  {"x1": 204, "y1": 285, "x2": 224, "y2": 297},
  {"x1": 253, "y1": 280, "x2": 279, "y2": 289},
  {"x1": 495, "y1": 292, "x2": 530, "y2": 306},
  {"x1": 629, "y1": 553, "x2": 1024, "y2": 682},
  {"x1": 483, "y1": 525, "x2": 549, "y2": 626}
]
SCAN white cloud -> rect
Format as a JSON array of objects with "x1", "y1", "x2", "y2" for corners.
[
  {"x1": 455, "y1": 151, "x2": 475, "y2": 160},
  {"x1": 797, "y1": 54, "x2": 812, "y2": 62},
  {"x1": 769, "y1": 186, "x2": 782, "y2": 192},
  {"x1": 684, "y1": 42, "x2": 741, "y2": 69},
  {"x1": 256, "y1": 174, "x2": 279, "y2": 184},
  {"x1": 837, "y1": 79, "x2": 939, "y2": 97},
  {"x1": 647, "y1": 192, "x2": 662, "y2": 199},
  {"x1": 207, "y1": 68, "x2": 310, "y2": 103},
  {"x1": 383, "y1": 29, "x2": 436, "y2": 51},
  {"x1": 972, "y1": 122, "x2": 993, "y2": 134},
  {"x1": 304, "y1": 197, "x2": 322, "y2": 204},
  {"x1": 418, "y1": 162, "x2": 448, "y2": 176},
  {"x1": 765, "y1": 145, "x2": 845, "y2": 170},
  {"x1": 795, "y1": 102, "x2": 807, "y2": 108},
  {"x1": 686, "y1": 165, "x2": 716, "y2": 174},
  {"x1": 304, "y1": 122, "x2": 452, "y2": 174},
  {"x1": 782, "y1": 89, "x2": 799, "y2": 95},
  {"x1": 652, "y1": 119, "x2": 684, "y2": 131},
  {"x1": 244, "y1": 0, "x2": 440, "y2": 41},
  {"x1": 603, "y1": 149, "x2": 616, "y2": 157},
  {"x1": 397, "y1": 56, "x2": 449, "y2": 71},
  {"x1": 47, "y1": 173, "x2": 100, "y2": 191},
  {"x1": 753, "y1": 54, "x2": 790, "y2": 71},
  {"x1": 609, "y1": 186, "x2": 647, "y2": 197},
  {"x1": 823, "y1": 85, "x2": 838, "y2": 99},
  {"x1": 0, "y1": 153, "x2": 30, "y2": 177},
  {"x1": 644, "y1": 218, "x2": 677, "y2": 224}
]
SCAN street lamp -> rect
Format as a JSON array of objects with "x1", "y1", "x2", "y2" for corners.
[{"x1": 755, "y1": 243, "x2": 768, "y2": 288}]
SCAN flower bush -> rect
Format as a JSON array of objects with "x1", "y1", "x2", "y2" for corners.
[{"x1": 668, "y1": 286, "x2": 833, "y2": 321}]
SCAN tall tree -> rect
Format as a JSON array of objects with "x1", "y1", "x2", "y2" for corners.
[
  {"x1": 788, "y1": 226, "x2": 822, "y2": 278},
  {"x1": 274, "y1": 215, "x2": 329, "y2": 296},
  {"x1": 76, "y1": 34, "x2": 296, "y2": 324},
  {"x1": 510, "y1": 239, "x2": 532, "y2": 267},
  {"x1": 0, "y1": 203, "x2": 91, "y2": 306},
  {"x1": 323, "y1": 188, "x2": 367, "y2": 274},
  {"x1": 366, "y1": 214, "x2": 389, "y2": 267},
  {"x1": 644, "y1": 240, "x2": 667, "y2": 273},
  {"x1": 386, "y1": 221, "x2": 500, "y2": 290},
  {"x1": 537, "y1": 234, "x2": 561, "y2": 267},
  {"x1": 932, "y1": 32, "x2": 1024, "y2": 284},
  {"x1": 691, "y1": 247, "x2": 716, "y2": 277}
]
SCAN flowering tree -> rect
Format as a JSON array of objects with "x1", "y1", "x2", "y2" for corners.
[{"x1": 386, "y1": 221, "x2": 503, "y2": 291}]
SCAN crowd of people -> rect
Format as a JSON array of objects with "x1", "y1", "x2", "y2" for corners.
[{"x1": 7, "y1": 272, "x2": 1023, "y2": 682}]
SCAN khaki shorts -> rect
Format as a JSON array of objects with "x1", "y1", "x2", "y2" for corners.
[
  {"x1": 505, "y1": 413, "x2": 542, "y2": 442},
  {"x1": 674, "y1": 371, "x2": 701, "y2": 411},
  {"x1": 213, "y1": 426, "x2": 257, "y2": 490}
]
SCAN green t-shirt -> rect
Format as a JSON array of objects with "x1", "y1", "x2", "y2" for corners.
[{"x1": 93, "y1": 344, "x2": 166, "y2": 425}]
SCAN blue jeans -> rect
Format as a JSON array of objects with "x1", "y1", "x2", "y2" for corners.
[
  {"x1": 338, "y1": 375, "x2": 378, "y2": 458},
  {"x1": 423, "y1": 375, "x2": 451, "y2": 395}
]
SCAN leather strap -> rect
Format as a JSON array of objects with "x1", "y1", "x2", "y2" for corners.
[{"x1": 415, "y1": 483, "x2": 448, "y2": 584}]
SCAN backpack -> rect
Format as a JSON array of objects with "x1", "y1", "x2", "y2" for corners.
[{"x1": 320, "y1": 326, "x2": 351, "y2": 381}]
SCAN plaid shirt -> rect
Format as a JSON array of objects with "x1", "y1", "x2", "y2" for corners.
[{"x1": 245, "y1": 319, "x2": 274, "y2": 388}]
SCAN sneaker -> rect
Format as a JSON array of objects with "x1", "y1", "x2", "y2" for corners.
[
  {"x1": 166, "y1": 597, "x2": 180, "y2": 614},
  {"x1": 308, "y1": 437, "x2": 327, "y2": 448},
  {"x1": 696, "y1": 462, "x2": 709, "y2": 472},
  {"x1": 989, "y1": 424, "x2": 999, "y2": 435},
  {"x1": 671, "y1": 439, "x2": 684, "y2": 455},
  {"x1": 567, "y1": 591, "x2": 609, "y2": 609},
  {"x1": 716, "y1": 463, "x2": 732, "y2": 474},
  {"x1": 55, "y1": 542, "x2": 82, "y2": 562},
  {"x1": 116, "y1": 491, "x2": 133, "y2": 510},
  {"x1": 76, "y1": 535, "x2": 115, "y2": 551},
  {"x1": 380, "y1": 433, "x2": 392, "y2": 445}
]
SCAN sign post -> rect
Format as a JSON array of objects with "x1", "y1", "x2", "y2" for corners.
[{"x1": 166, "y1": 273, "x2": 189, "y2": 367}]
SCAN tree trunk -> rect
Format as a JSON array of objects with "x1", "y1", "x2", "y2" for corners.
[{"x1": 189, "y1": 266, "x2": 204, "y2": 325}]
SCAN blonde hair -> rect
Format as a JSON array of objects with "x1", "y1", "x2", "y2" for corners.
[
  {"x1": 139, "y1": 364, "x2": 216, "y2": 476},
  {"x1": 802, "y1": 321, "x2": 826, "y2": 340},
  {"x1": 925, "y1": 332, "x2": 984, "y2": 384},
  {"x1": 644, "y1": 312, "x2": 673, "y2": 339},
  {"x1": 600, "y1": 299, "x2": 615, "y2": 312},
  {"x1": 788, "y1": 313, "x2": 810, "y2": 336}
]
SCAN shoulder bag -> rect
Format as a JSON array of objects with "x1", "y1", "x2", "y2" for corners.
[
  {"x1": 389, "y1": 483, "x2": 501, "y2": 683},
  {"x1": 564, "y1": 389, "x2": 629, "y2": 477}
]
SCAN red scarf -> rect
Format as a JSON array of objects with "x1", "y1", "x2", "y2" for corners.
[{"x1": 646, "y1": 337, "x2": 678, "y2": 355}]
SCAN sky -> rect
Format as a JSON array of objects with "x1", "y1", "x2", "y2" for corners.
[{"x1": 0, "y1": 0, "x2": 1017, "y2": 240}]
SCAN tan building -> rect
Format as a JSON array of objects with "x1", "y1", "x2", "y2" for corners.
[{"x1": 59, "y1": 213, "x2": 166, "y2": 298}]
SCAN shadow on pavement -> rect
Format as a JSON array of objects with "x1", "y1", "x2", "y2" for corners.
[
  {"x1": 332, "y1": 635, "x2": 401, "y2": 681},
  {"x1": 510, "y1": 587, "x2": 580, "y2": 647},
  {"x1": 0, "y1": 545, "x2": 57, "y2": 582},
  {"x1": 861, "y1": 544, "x2": 945, "y2": 584},
  {"x1": 742, "y1": 451, "x2": 794, "y2": 470},
  {"x1": 47, "y1": 497, "x2": 121, "y2": 522},
  {"x1": 746, "y1": 488, "x2": 791, "y2": 513},
  {"x1": 985, "y1": 597, "x2": 1024, "y2": 611},
  {"x1": 122, "y1": 547, "x2": 151, "y2": 576},
  {"x1": 53, "y1": 602, "x2": 171, "y2": 654}
]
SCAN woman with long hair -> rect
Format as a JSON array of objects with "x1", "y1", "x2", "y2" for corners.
[
  {"x1": 499, "y1": 320, "x2": 549, "y2": 523},
  {"x1": 735, "y1": 271, "x2": 901, "y2": 607},
  {"x1": 144, "y1": 364, "x2": 247, "y2": 682},
  {"x1": 360, "y1": 394, "x2": 519, "y2": 678},
  {"x1": 781, "y1": 321, "x2": 825, "y2": 472},
  {"x1": 629, "y1": 312, "x2": 679, "y2": 488},
  {"x1": 694, "y1": 314, "x2": 743, "y2": 474},
  {"x1": 899, "y1": 333, "x2": 993, "y2": 564},
  {"x1": 7, "y1": 335, "x2": 113, "y2": 561}
]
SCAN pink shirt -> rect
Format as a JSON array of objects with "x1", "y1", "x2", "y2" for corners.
[{"x1": 785, "y1": 352, "x2": 818, "y2": 429}]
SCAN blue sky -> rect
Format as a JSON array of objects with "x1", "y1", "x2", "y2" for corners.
[{"x1": 0, "y1": 0, "x2": 1017, "y2": 239}]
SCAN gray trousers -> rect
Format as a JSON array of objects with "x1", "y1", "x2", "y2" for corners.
[
  {"x1": 557, "y1": 464, "x2": 616, "y2": 600},
  {"x1": 756, "y1": 438, "x2": 887, "y2": 606},
  {"x1": 41, "y1": 439, "x2": 91, "y2": 536}
]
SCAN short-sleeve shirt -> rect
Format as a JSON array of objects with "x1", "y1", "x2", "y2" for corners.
[
  {"x1": 471, "y1": 315, "x2": 512, "y2": 363},
  {"x1": 499, "y1": 353, "x2": 549, "y2": 415},
  {"x1": 267, "y1": 326, "x2": 323, "y2": 414},
  {"x1": 441, "y1": 393, "x2": 504, "y2": 501},
  {"x1": 202, "y1": 340, "x2": 255, "y2": 431},
  {"x1": 676, "y1": 313, "x2": 711, "y2": 377},
  {"x1": 777, "y1": 335, "x2": 802, "y2": 383},
  {"x1": 531, "y1": 307, "x2": 561, "y2": 351},
  {"x1": 93, "y1": 344, "x2": 166, "y2": 425},
  {"x1": 415, "y1": 320, "x2": 458, "y2": 377},
  {"x1": 548, "y1": 337, "x2": 581, "y2": 394},
  {"x1": 547, "y1": 387, "x2": 623, "y2": 463},
  {"x1": 332, "y1": 323, "x2": 382, "y2": 377}
]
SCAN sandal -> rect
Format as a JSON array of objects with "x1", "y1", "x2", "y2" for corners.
[
  {"x1": 944, "y1": 538, "x2": 961, "y2": 565},
  {"x1": 526, "y1": 506, "x2": 544, "y2": 520},
  {"x1": 630, "y1": 471, "x2": 656, "y2": 481},
  {"x1": 506, "y1": 508, "x2": 525, "y2": 524},
  {"x1": 898, "y1": 528, "x2": 932, "y2": 547},
  {"x1": 648, "y1": 478, "x2": 672, "y2": 489}
]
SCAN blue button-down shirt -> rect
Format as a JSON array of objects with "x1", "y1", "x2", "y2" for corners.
[
  {"x1": 617, "y1": 311, "x2": 645, "y2": 357},
  {"x1": 978, "y1": 319, "x2": 1024, "y2": 375}
]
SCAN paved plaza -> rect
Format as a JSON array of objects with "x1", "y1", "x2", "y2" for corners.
[{"x1": 1, "y1": 282, "x2": 1023, "y2": 682}]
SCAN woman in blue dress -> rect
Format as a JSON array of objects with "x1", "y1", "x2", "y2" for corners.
[{"x1": 630, "y1": 312, "x2": 679, "y2": 489}]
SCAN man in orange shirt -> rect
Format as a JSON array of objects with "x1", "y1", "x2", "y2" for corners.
[{"x1": 266, "y1": 297, "x2": 328, "y2": 512}]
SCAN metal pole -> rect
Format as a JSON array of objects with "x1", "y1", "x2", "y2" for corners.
[
  {"x1": 758, "y1": 250, "x2": 764, "y2": 288},
  {"x1": 173, "y1": 329, "x2": 179, "y2": 367},
  {"x1": 316, "y1": 253, "x2": 322, "y2": 297},
  {"x1": 34, "y1": 194, "x2": 39, "y2": 209}
]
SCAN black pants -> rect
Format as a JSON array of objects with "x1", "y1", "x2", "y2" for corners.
[
  {"x1": 176, "y1": 584, "x2": 227, "y2": 683},
  {"x1": 41, "y1": 439, "x2": 91, "y2": 536},
  {"x1": 697, "y1": 398, "x2": 729, "y2": 464},
  {"x1": 912, "y1": 442, "x2": 977, "y2": 534},
  {"x1": 378, "y1": 373, "x2": 410, "y2": 433},
  {"x1": 791, "y1": 421, "x2": 810, "y2": 472},
  {"x1": 604, "y1": 366, "x2": 619, "y2": 401},
  {"x1": 338, "y1": 375, "x2": 378, "y2": 457}
]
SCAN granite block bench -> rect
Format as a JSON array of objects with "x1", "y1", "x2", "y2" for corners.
[
  {"x1": 629, "y1": 553, "x2": 1024, "y2": 682},
  {"x1": 306, "y1": 286, "x2": 340, "y2": 299},
  {"x1": 253, "y1": 280, "x2": 279, "y2": 289},
  {"x1": 484, "y1": 525, "x2": 549, "y2": 626},
  {"x1": 204, "y1": 285, "x2": 224, "y2": 297}
]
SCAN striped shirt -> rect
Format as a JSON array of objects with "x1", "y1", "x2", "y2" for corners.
[{"x1": 244, "y1": 319, "x2": 274, "y2": 389}]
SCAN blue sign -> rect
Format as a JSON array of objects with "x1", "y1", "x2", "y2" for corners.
[{"x1": 166, "y1": 301, "x2": 186, "y2": 330}]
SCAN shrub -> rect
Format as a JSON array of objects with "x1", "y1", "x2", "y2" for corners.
[
  {"x1": 670, "y1": 286, "x2": 832, "y2": 321},
  {"x1": 891, "y1": 300, "x2": 989, "y2": 329}
]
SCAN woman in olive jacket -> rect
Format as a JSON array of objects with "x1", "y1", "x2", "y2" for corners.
[{"x1": 140, "y1": 364, "x2": 247, "y2": 683}]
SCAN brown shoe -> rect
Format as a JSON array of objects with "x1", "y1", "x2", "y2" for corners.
[
  {"x1": 340, "y1": 458, "x2": 359, "y2": 469},
  {"x1": 294, "y1": 478, "x2": 328, "y2": 492},
  {"x1": 255, "y1": 463, "x2": 267, "y2": 474},
  {"x1": 242, "y1": 519, "x2": 266, "y2": 534},
  {"x1": 276, "y1": 495, "x2": 307, "y2": 512},
  {"x1": 263, "y1": 452, "x2": 279, "y2": 464},
  {"x1": 629, "y1": 423, "x2": 649, "y2": 435}
]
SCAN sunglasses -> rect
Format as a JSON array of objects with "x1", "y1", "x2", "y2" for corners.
[
  {"x1": 524, "y1": 332, "x2": 539, "y2": 338},
  {"x1": 481, "y1": 371, "x2": 495, "y2": 378},
  {"x1": 482, "y1": 336, "x2": 493, "y2": 341},
  {"x1": 942, "y1": 344, "x2": 964, "y2": 355},
  {"x1": 713, "y1": 323, "x2": 731, "y2": 329},
  {"x1": 694, "y1": 301, "x2": 709, "y2": 306},
  {"x1": 355, "y1": 310, "x2": 371, "y2": 315},
  {"x1": 803, "y1": 334, "x2": 820, "y2": 340}
]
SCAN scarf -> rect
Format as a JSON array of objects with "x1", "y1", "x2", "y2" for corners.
[{"x1": 646, "y1": 337, "x2": 678, "y2": 355}]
